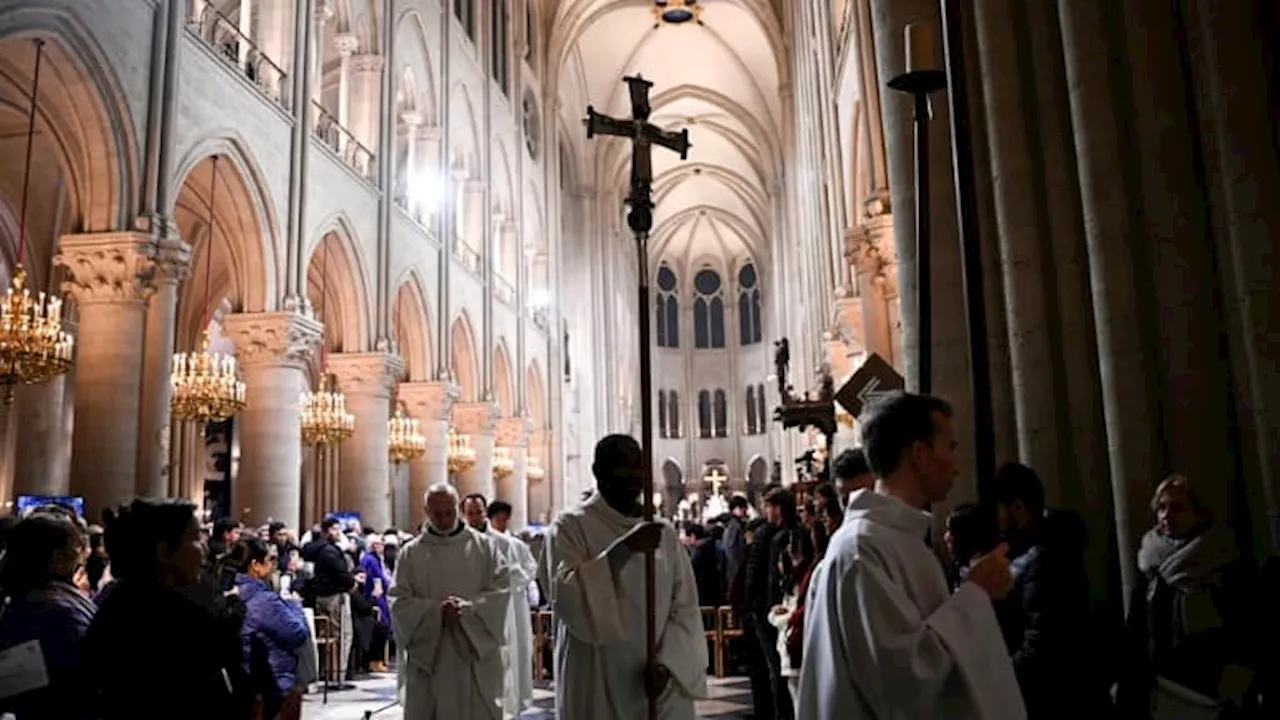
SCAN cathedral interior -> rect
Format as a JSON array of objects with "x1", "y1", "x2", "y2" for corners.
[{"x1": 0, "y1": 0, "x2": 1278, "y2": 714}]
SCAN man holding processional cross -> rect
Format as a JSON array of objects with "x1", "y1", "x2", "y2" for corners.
[{"x1": 539, "y1": 76, "x2": 707, "y2": 720}]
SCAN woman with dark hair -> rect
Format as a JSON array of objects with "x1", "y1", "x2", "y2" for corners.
[
  {"x1": 231, "y1": 538, "x2": 309, "y2": 720},
  {"x1": 768, "y1": 527, "x2": 817, "y2": 710},
  {"x1": 0, "y1": 511, "x2": 95, "y2": 720},
  {"x1": 81, "y1": 499, "x2": 250, "y2": 719}
]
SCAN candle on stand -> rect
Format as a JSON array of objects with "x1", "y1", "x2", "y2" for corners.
[{"x1": 904, "y1": 23, "x2": 938, "y2": 74}]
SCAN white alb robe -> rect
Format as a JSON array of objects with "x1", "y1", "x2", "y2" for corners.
[
  {"x1": 487, "y1": 527, "x2": 538, "y2": 718},
  {"x1": 389, "y1": 524, "x2": 511, "y2": 720},
  {"x1": 797, "y1": 489, "x2": 1026, "y2": 720},
  {"x1": 540, "y1": 491, "x2": 707, "y2": 720}
]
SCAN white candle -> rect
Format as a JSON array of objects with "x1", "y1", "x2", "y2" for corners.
[{"x1": 904, "y1": 23, "x2": 938, "y2": 74}]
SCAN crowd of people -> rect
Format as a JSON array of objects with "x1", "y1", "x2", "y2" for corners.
[
  {"x1": 2, "y1": 389, "x2": 1277, "y2": 720},
  {"x1": 0, "y1": 490, "x2": 536, "y2": 720}
]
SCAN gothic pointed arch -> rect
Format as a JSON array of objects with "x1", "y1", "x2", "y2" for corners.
[
  {"x1": 493, "y1": 340, "x2": 515, "y2": 416},
  {"x1": 391, "y1": 271, "x2": 434, "y2": 381},
  {"x1": 305, "y1": 217, "x2": 373, "y2": 353},
  {"x1": 449, "y1": 312, "x2": 479, "y2": 402}
]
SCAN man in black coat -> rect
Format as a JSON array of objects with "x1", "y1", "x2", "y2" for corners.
[
  {"x1": 993, "y1": 463, "x2": 1108, "y2": 718},
  {"x1": 743, "y1": 487, "x2": 796, "y2": 720},
  {"x1": 302, "y1": 517, "x2": 356, "y2": 685}
]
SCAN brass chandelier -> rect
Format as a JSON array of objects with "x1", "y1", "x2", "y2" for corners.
[
  {"x1": 0, "y1": 39, "x2": 75, "y2": 401},
  {"x1": 301, "y1": 372, "x2": 355, "y2": 445},
  {"x1": 525, "y1": 455, "x2": 545, "y2": 481},
  {"x1": 387, "y1": 400, "x2": 426, "y2": 464},
  {"x1": 446, "y1": 428, "x2": 476, "y2": 474},
  {"x1": 492, "y1": 446, "x2": 514, "y2": 480},
  {"x1": 171, "y1": 155, "x2": 246, "y2": 423},
  {"x1": 300, "y1": 239, "x2": 355, "y2": 445}
]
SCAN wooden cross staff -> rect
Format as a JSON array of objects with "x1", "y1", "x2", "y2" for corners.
[{"x1": 585, "y1": 75, "x2": 689, "y2": 720}]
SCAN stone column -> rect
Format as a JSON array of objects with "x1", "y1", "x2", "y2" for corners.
[
  {"x1": 869, "y1": 0, "x2": 974, "y2": 493},
  {"x1": 495, "y1": 415, "x2": 533, "y2": 528},
  {"x1": 462, "y1": 180, "x2": 486, "y2": 255},
  {"x1": 310, "y1": 3, "x2": 331, "y2": 105},
  {"x1": 1058, "y1": 0, "x2": 1164, "y2": 598},
  {"x1": 237, "y1": 0, "x2": 253, "y2": 67},
  {"x1": 137, "y1": 241, "x2": 191, "y2": 497},
  {"x1": 56, "y1": 232, "x2": 155, "y2": 519},
  {"x1": 400, "y1": 112, "x2": 422, "y2": 209},
  {"x1": 334, "y1": 34, "x2": 358, "y2": 143},
  {"x1": 328, "y1": 352, "x2": 402, "y2": 531},
  {"x1": 0, "y1": 402, "x2": 15, "y2": 505},
  {"x1": 452, "y1": 401, "x2": 498, "y2": 499},
  {"x1": 972, "y1": 0, "x2": 1065, "y2": 502},
  {"x1": 348, "y1": 54, "x2": 383, "y2": 153},
  {"x1": 13, "y1": 377, "x2": 70, "y2": 497},
  {"x1": 255, "y1": 0, "x2": 292, "y2": 69},
  {"x1": 223, "y1": 311, "x2": 322, "y2": 527},
  {"x1": 399, "y1": 381, "x2": 460, "y2": 527}
]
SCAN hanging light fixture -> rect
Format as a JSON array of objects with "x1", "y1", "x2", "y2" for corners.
[
  {"x1": 170, "y1": 155, "x2": 247, "y2": 423},
  {"x1": 492, "y1": 446, "x2": 514, "y2": 480},
  {"x1": 446, "y1": 428, "x2": 476, "y2": 474},
  {"x1": 0, "y1": 39, "x2": 74, "y2": 402},
  {"x1": 525, "y1": 456, "x2": 545, "y2": 481},
  {"x1": 301, "y1": 372, "x2": 355, "y2": 444},
  {"x1": 653, "y1": 0, "x2": 702, "y2": 25},
  {"x1": 387, "y1": 400, "x2": 426, "y2": 464},
  {"x1": 300, "y1": 239, "x2": 355, "y2": 444}
]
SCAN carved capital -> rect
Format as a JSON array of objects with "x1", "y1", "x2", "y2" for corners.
[
  {"x1": 222, "y1": 311, "x2": 323, "y2": 369},
  {"x1": 847, "y1": 215, "x2": 897, "y2": 298},
  {"x1": 328, "y1": 352, "x2": 403, "y2": 397},
  {"x1": 334, "y1": 33, "x2": 359, "y2": 57},
  {"x1": 350, "y1": 54, "x2": 384, "y2": 73},
  {"x1": 495, "y1": 415, "x2": 533, "y2": 448},
  {"x1": 452, "y1": 401, "x2": 500, "y2": 435},
  {"x1": 56, "y1": 232, "x2": 157, "y2": 305},
  {"x1": 398, "y1": 381, "x2": 461, "y2": 423},
  {"x1": 145, "y1": 239, "x2": 193, "y2": 287},
  {"x1": 864, "y1": 188, "x2": 891, "y2": 219}
]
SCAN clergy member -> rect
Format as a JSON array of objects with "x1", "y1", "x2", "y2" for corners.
[
  {"x1": 390, "y1": 483, "x2": 511, "y2": 720},
  {"x1": 540, "y1": 434, "x2": 707, "y2": 720},
  {"x1": 488, "y1": 499, "x2": 539, "y2": 716},
  {"x1": 797, "y1": 392, "x2": 1026, "y2": 719},
  {"x1": 460, "y1": 492, "x2": 537, "y2": 719}
]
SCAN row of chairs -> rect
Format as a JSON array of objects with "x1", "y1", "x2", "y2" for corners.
[{"x1": 530, "y1": 606, "x2": 747, "y2": 680}]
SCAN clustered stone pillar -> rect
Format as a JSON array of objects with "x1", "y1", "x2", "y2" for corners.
[
  {"x1": 329, "y1": 352, "x2": 401, "y2": 531},
  {"x1": 399, "y1": 381, "x2": 460, "y2": 529},
  {"x1": 12, "y1": 377, "x2": 71, "y2": 497},
  {"x1": 495, "y1": 415, "x2": 532, "y2": 529},
  {"x1": 224, "y1": 311, "x2": 322, "y2": 527},
  {"x1": 137, "y1": 241, "x2": 191, "y2": 498},
  {"x1": 452, "y1": 401, "x2": 498, "y2": 500},
  {"x1": 57, "y1": 232, "x2": 156, "y2": 519}
]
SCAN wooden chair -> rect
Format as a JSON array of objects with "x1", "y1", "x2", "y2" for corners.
[
  {"x1": 700, "y1": 606, "x2": 721, "y2": 677},
  {"x1": 313, "y1": 614, "x2": 338, "y2": 687},
  {"x1": 532, "y1": 610, "x2": 553, "y2": 681},
  {"x1": 715, "y1": 606, "x2": 745, "y2": 679}
]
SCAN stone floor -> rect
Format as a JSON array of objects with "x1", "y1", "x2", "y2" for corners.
[{"x1": 301, "y1": 673, "x2": 755, "y2": 719}]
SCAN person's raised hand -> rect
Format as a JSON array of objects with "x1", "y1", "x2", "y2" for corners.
[
  {"x1": 622, "y1": 521, "x2": 665, "y2": 554},
  {"x1": 966, "y1": 542, "x2": 1013, "y2": 600},
  {"x1": 441, "y1": 596, "x2": 462, "y2": 620}
]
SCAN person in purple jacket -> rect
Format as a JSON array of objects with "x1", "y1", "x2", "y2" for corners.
[
  {"x1": 231, "y1": 537, "x2": 309, "y2": 720},
  {"x1": 357, "y1": 534, "x2": 390, "y2": 672}
]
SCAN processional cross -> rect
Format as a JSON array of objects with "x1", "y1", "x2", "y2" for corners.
[
  {"x1": 704, "y1": 468, "x2": 727, "y2": 497},
  {"x1": 585, "y1": 75, "x2": 690, "y2": 720}
]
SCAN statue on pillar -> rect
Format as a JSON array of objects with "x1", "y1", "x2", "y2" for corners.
[{"x1": 773, "y1": 338, "x2": 790, "y2": 397}]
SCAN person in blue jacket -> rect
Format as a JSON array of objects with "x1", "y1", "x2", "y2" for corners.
[{"x1": 231, "y1": 537, "x2": 310, "y2": 720}]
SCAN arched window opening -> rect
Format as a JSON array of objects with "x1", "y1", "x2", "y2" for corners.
[
  {"x1": 524, "y1": 2, "x2": 536, "y2": 65},
  {"x1": 693, "y1": 269, "x2": 724, "y2": 349},
  {"x1": 522, "y1": 90, "x2": 540, "y2": 159},
  {"x1": 745, "y1": 386, "x2": 758, "y2": 434},
  {"x1": 668, "y1": 391, "x2": 681, "y2": 438},
  {"x1": 697, "y1": 390, "x2": 711, "y2": 439},
  {"x1": 657, "y1": 264, "x2": 679, "y2": 348},
  {"x1": 738, "y1": 263, "x2": 762, "y2": 345},
  {"x1": 713, "y1": 390, "x2": 728, "y2": 438},
  {"x1": 490, "y1": 0, "x2": 510, "y2": 95},
  {"x1": 756, "y1": 384, "x2": 766, "y2": 433},
  {"x1": 453, "y1": 0, "x2": 476, "y2": 41},
  {"x1": 658, "y1": 388, "x2": 668, "y2": 438}
]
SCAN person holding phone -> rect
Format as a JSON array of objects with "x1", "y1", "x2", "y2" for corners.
[{"x1": 231, "y1": 538, "x2": 309, "y2": 720}]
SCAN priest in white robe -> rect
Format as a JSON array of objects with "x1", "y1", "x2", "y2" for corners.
[
  {"x1": 540, "y1": 434, "x2": 707, "y2": 720},
  {"x1": 798, "y1": 392, "x2": 1027, "y2": 720},
  {"x1": 390, "y1": 483, "x2": 511, "y2": 720},
  {"x1": 460, "y1": 492, "x2": 538, "y2": 719},
  {"x1": 488, "y1": 498, "x2": 538, "y2": 716}
]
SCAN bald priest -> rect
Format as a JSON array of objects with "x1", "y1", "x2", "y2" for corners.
[
  {"x1": 541, "y1": 434, "x2": 707, "y2": 720},
  {"x1": 389, "y1": 483, "x2": 511, "y2": 719}
]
